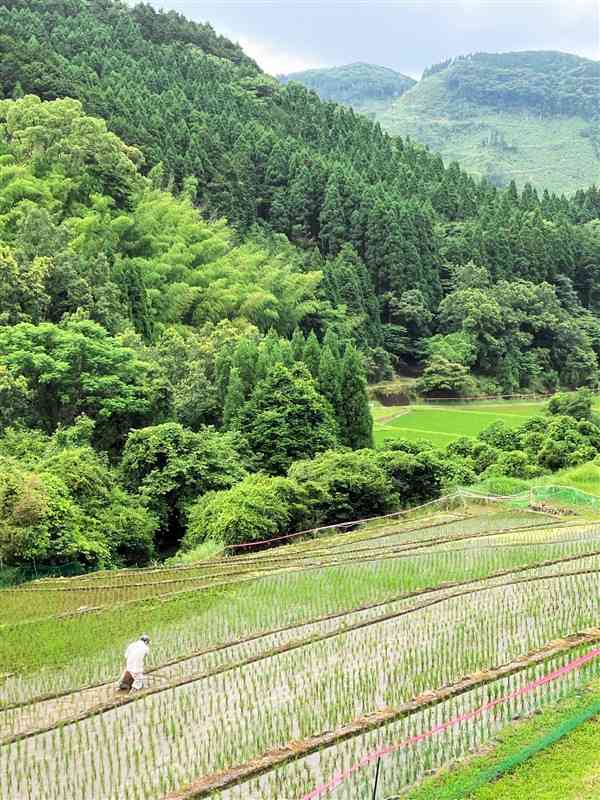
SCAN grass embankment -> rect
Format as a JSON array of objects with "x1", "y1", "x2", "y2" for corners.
[
  {"x1": 471, "y1": 463, "x2": 600, "y2": 511},
  {"x1": 373, "y1": 400, "x2": 545, "y2": 448},
  {"x1": 402, "y1": 676, "x2": 600, "y2": 800}
]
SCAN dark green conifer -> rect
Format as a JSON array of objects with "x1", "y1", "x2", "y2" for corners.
[
  {"x1": 302, "y1": 330, "x2": 321, "y2": 379},
  {"x1": 340, "y1": 344, "x2": 373, "y2": 449}
]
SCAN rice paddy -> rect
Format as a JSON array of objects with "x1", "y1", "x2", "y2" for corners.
[
  {"x1": 3, "y1": 497, "x2": 600, "y2": 799},
  {"x1": 373, "y1": 401, "x2": 547, "y2": 448}
]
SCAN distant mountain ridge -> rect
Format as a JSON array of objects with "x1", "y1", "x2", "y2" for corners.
[
  {"x1": 279, "y1": 63, "x2": 416, "y2": 113},
  {"x1": 424, "y1": 51, "x2": 599, "y2": 118},
  {"x1": 280, "y1": 51, "x2": 600, "y2": 195}
]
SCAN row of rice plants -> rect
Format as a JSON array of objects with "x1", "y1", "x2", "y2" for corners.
[
  {"x1": 4, "y1": 521, "x2": 600, "y2": 707},
  {"x1": 10, "y1": 551, "x2": 599, "y2": 742},
  {"x1": 3, "y1": 569, "x2": 600, "y2": 799},
  {"x1": 0, "y1": 512, "x2": 561, "y2": 627},
  {"x1": 239, "y1": 649, "x2": 600, "y2": 800}
]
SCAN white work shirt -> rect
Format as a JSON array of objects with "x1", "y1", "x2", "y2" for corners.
[{"x1": 125, "y1": 640, "x2": 149, "y2": 674}]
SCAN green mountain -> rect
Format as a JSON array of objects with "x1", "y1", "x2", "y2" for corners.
[
  {"x1": 0, "y1": 1, "x2": 600, "y2": 569},
  {"x1": 285, "y1": 52, "x2": 600, "y2": 195},
  {"x1": 1, "y1": 2, "x2": 600, "y2": 389},
  {"x1": 279, "y1": 63, "x2": 416, "y2": 115}
]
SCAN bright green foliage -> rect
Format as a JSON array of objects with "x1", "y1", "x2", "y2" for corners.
[
  {"x1": 422, "y1": 332, "x2": 476, "y2": 366},
  {"x1": 223, "y1": 367, "x2": 245, "y2": 431},
  {"x1": 183, "y1": 474, "x2": 307, "y2": 547},
  {"x1": 240, "y1": 364, "x2": 338, "y2": 475},
  {"x1": 416, "y1": 355, "x2": 477, "y2": 397},
  {"x1": 0, "y1": 363, "x2": 31, "y2": 431},
  {"x1": 479, "y1": 409, "x2": 600, "y2": 475},
  {"x1": 481, "y1": 450, "x2": 539, "y2": 480},
  {"x1": 302, "y1": 330, "x2": 322, "y2": 379},
  {"x1": 232, "y1": 336, "x2": 260, "y2": 398},
  {"x1": 0, "y1": 424, "x2": 156, "y2": 568},
  {"x1": 377, "y1": 448, "x2": 446, "y2": 502},
  {"x1": 121, "y1": 422, "x2": 248, "y2": 546},
  {"x1": 187, "y1": 241, "x2": 322, "y2": 335},
  {"x1": 152, "y1": 321, "x2": 255, "y2": 431},
  {"x1": 0, "y1": 93, "x2": 142, "y2": 206},
  {"x1": 318, "y1": 345, "x2": 343, "y2": 427},
  {"x1": 548, "y1": 388, "x2": 594, "y2": 421},
  {"x1": 436, "y1": 279, "x2": 600, "y2": 391},
  {"x1": 0, "y1": 319, "x2": 168, "y2": 449},
  {"x1": 291, "y1": 327, "x2": 306, "y2": 361},
  {"x1": 256, "y1": 329, "x2": 285, "y2": 381},
  {"x1": 339, "y1": 345, "x2": 374, "y2": 449},
  {"x1": 288, "y1": 449, "x2": 398, "y2": 523},
  {"x1": 0, "y1": 95, "x2": 327, "y2": 341},
  {"x1": 321, "y1": 245, "x2": 383, "y2": 347},
  {"x1": 479, "y1": 420, "x2": 522, "y2": 451}
]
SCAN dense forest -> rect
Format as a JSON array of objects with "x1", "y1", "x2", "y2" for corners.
[
  {"x1": 290, "y1": 52, "x2": 600, "y2": 196},
  {"x1": 433, "y1": 51, "x2": 600, "y2": 119},
  {"x1": 0, "y1": 0, "x2": 600, "y2": 575},
  {"x1": 279, "y1": 63, "x2": 416, "y2": 108}
]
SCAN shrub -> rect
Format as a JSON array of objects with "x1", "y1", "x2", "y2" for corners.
[
  {"x1": 289, "y1": 449, "x2": 397, "y2": 524},
  {"x1": 0, "y1": 431, "x2": 158, "y2": 568},
  {"x1": 183, "y1": 475, "x2": 308, "y2": 547},
  {"x1": 490, "y1": 450, "x2": 541, "y2": 479},
  {"x1": 377, "y1": 450, "x2": 446, "y2": 503},
  {"x1": 547, "y1": 388, "x2": 593, "y2": 420},
  {"x1": 568, "y1": 445, "x2": 597, "y2": 467},
  {"x1": 471, "y1": 442, "x2": 500, "y2": 473},
  {"x1": 121, "y1": 422, "x2": 247, "y2": 546},
  {"x1": 446, "y1": 437, "x2": 474, "y2": 458},
  {"x1": 479, "y1": 420, "x2": 520, "y2": 451},
  {"x1": 380, "y1": 438, "x2": 434, "y2": 455}
]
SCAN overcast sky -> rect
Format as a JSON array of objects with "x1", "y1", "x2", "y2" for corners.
[{"x1": 153, "y1": 0, "x2": 599, "y2": 77}]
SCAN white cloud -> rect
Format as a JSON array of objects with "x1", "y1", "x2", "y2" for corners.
[
  {"x1": 235, "y1": 34, "x2": 325, "y2": 75},
  {"x1": 550, "y1": 0, "x2": 596, "y2": 21}
]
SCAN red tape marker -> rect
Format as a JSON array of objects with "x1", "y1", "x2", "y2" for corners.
[
  {"x1": 224, "y1": 495, "x2": 454, "y2": 550},
  {"x1": 301, "y1": 646, "x2": 600, "y2": 799}
]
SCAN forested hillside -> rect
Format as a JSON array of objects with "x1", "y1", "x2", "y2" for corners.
[
  {"x1": 279, "y1": 63, "x2": 416, "y2": 115},
  {"x1": 1, "y1": 1, "x2": 600, "y2": 575},
  {"x1": 377, "y1": 51, "x2": 600, "y2": 195},
  {"x1": 284, "y1": 52, "x2": 599, "y2": 195}
]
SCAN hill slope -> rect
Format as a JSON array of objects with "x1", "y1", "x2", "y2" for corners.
[
  {"x1": 1, "y1": 1, "x2": 600, "y2": 396},
  {"x1": 284, "y1": 52, "x2": 600, "y2": 195},
  {"x1": 380, "y1": 52, "x2": 600, "y2": 194},
  {"x1": 279, "y1": 62, "x2": 416, "y2": 116}
]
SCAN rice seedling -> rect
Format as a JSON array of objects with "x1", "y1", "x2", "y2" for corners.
[{"x1": 4, "y1": 504, "x2": 600, "y2": 800}]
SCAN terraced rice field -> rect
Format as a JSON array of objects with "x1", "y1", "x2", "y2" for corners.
[
  {"x1": 373, "y1": 401, "x2": 547, "y2": 448},
  {"x1": 3, "y1": 500, "x2": 600, "y2": 799}
]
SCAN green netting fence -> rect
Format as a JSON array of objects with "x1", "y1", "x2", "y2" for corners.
[{"x1": 459, "y1": 485, "x2": 600, "y2": 512}]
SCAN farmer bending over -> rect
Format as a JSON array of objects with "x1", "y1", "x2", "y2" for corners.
[{"x1": 119, "y1": 634, "x2": 150, "y2": 691}]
